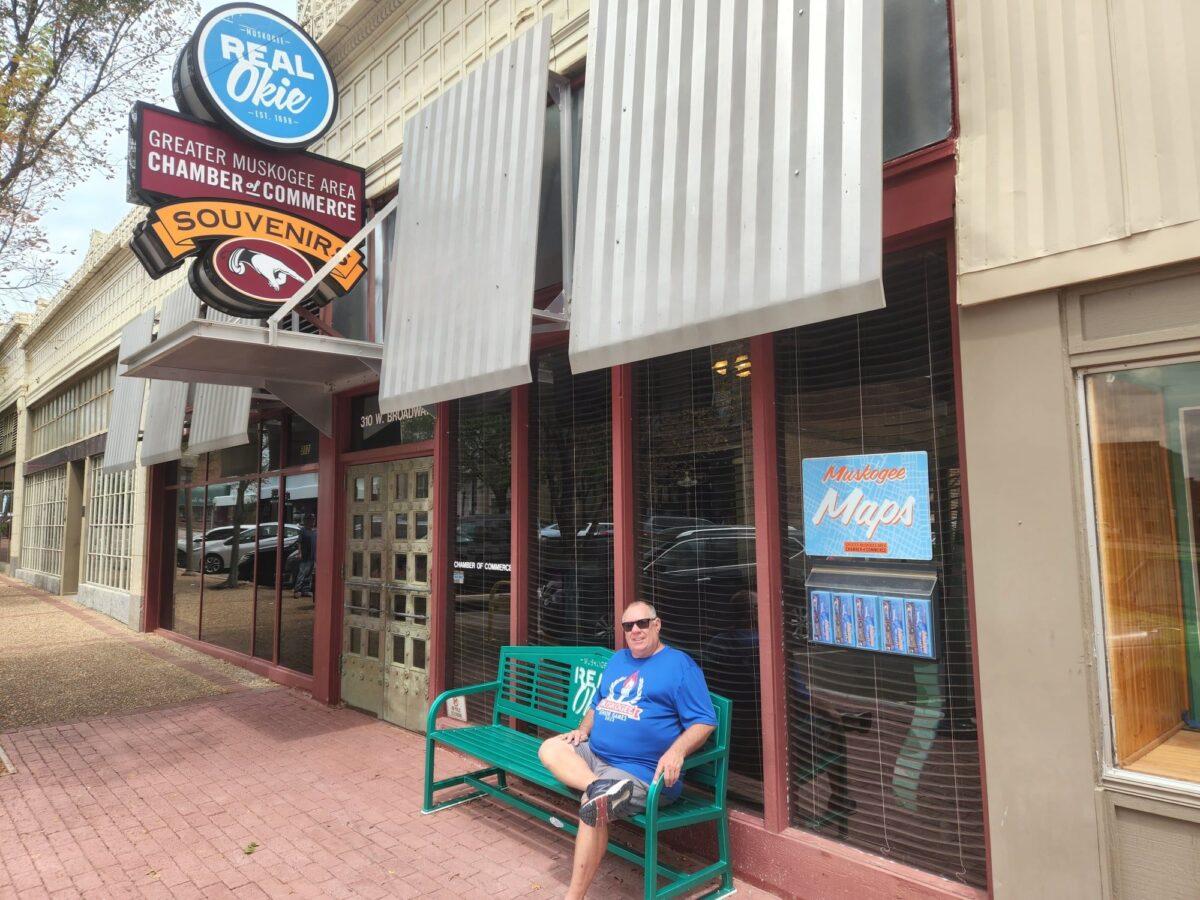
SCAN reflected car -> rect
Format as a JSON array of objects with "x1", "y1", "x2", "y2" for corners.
[
  {"x1": 236, "y1": 539, "x2": 302, "y2": 587},
  {"x1": 177, "y1": 523, "x2": 302, "y2": 575}
]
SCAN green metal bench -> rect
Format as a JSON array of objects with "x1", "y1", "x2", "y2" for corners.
[{"x1": 423, "y1": 645, "x2": 734, "y2": 899}]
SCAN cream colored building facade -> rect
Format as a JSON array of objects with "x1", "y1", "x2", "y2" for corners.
[
  {"x1": 955, "y1": 2, "x2": 1200, "y2": 898},
  {"x1": 8, "y1": 215, "x2": 185, "y2": 627}
]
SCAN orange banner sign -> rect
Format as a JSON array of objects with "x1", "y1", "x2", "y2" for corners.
[{"x1": 147, "y1": 199, "x2": 365, "y2": 291}]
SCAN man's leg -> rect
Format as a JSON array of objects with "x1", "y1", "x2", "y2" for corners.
[
  {"x1": 537, "y1": 738, "x2": 599, "y2": 793},
  {"x1": 565, "y1": 821, "x2": 607, "y2": 900}
]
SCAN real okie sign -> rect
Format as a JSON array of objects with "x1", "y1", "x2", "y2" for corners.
[{"x1": 128, "y1": 3, "x2": 364, "y2": 318}]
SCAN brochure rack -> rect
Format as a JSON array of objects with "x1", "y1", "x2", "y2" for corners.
[{"x1": 805, "y1": 564, "x2": 939, "y2": 660}]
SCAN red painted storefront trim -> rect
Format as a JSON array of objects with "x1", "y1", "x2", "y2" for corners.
[
  {"x1": 311, "y1": 406, "x2": 341, "y2": 705},
  {"x1": 428, "y1": 399, "x2": 454, "y2": 700},
  {"x1": 747, "y1": 332, "x2": 790, "y2": 835},
  {"x1": 154, "y1": 626, "x2": 316, "y2": 693},
  {"x1": 715, "y1": 811, "x2": 985, "y2": 900},
  {"x1": 141, "y1": 463, "x2": 169, "y2": 633}
]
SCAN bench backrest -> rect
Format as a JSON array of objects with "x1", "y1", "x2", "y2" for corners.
[{"x1": 494, "y1": 645, "x2": 732, "y2": 795}]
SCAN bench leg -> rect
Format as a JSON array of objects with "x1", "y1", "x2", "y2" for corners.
[
  {"x1": 716, "y1": 814, "x2": 734, "y2": 895},
  {"x1": 643, "y1": 826, "x2": 659, "y2": 900},
  {"x1": 422, "y1": 738, "x2": 437, "y2": 813}
]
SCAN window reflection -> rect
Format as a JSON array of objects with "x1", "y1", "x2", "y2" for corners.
[
  {"x1": 168, "y1": 486, "x2": 205, "y2": 639},
  {"x1": 635, "y1": 340, "x2": 760, "y2": 808},
  {"x1": 450, "y1": 390, "x2": 511, "y2": 721},
  {"x1": 200, "y1": 480, "x2": 255, "y2": 655},
  {"x1": 279, "y1": 472, "x2": 317, "y2": 674},
  {"x1": 529, "y1": 348, "x2": 614, "y2": 647}
]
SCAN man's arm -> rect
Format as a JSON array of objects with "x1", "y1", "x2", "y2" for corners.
[
  {"x1": 554, "y1": 708, "x2": 595, "y2": 745},
  {"x1": 654, "y1": 722, "x2": 715, "y2": 787}
]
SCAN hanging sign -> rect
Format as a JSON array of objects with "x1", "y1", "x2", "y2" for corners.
[
  {"x1": 129, "y1": 104, "x2": 363, "y2": 239},
  {"x1": 128, "y1": 3, "x2": 360, "y2": 318},
  {"x1": 801, "y1": 451, "x2": 933, "y2": 560},
  {"x1": 174, "y1": 2, "x2": 337, "y2": 148}
]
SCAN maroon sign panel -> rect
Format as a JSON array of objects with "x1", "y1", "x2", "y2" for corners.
[{"x1": 129, "y1": 103, "x2": 365, "y2": 240}]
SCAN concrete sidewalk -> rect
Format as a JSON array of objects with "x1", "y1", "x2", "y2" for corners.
[
  {"x1": 0, "y1": 579, "x2": 271, "y2": 731},
  {"x1": 0, "y1": 580, "x2": 777, "y2": 898}
]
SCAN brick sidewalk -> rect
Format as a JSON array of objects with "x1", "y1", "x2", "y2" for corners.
[{"x1": 0, "y1": 620, "x2": 777, "y2": 898}]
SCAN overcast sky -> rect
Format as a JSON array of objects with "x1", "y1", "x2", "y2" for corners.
[{"x1": 28, "y1": 0, "x2": 298, "y2": 311}]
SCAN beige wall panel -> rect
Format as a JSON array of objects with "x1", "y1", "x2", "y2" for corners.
[
  {"x1": 1109, "y1": 0, "x2": 1200, "y2": 234},
  {"x1": 956, "y1": 1, "x2": 1200, "y2": 304},
  {"x1": 959, "y1": 292, "x2": 1104, "y2": 898},
  {"x1": 1112, "y1": 804, "x2": 1200, "y2": 899},
  {"x1": 955, "y1": 0, "x2": 1126, "y2": 275},
  {"x1": 309, "y1": 0, "x2": 589, "y2": 197}
]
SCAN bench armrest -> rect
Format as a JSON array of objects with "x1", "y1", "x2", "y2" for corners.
[
  {"x1": 426, "y1": 680, "x2": 501, "y2": 734},
  {"x1": 682, "y1": 747, "x2": 725, "y2": 770}
]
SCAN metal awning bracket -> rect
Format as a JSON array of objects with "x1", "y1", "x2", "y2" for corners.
[{"x1": 267, "y1": 192, "x2": 402, "y2": 344}]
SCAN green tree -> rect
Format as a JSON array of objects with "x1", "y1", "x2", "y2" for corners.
[{"x1": 0, "y1": 0, "x2": 194, "y2": 299}]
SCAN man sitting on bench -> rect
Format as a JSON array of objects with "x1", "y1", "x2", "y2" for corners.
[{"x1": 538, "y1": 601, "x2": 718, "y2": 899}]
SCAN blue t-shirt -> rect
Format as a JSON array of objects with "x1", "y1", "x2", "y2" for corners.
[{"x1": 589, "y1": 645, "x2": 717, "y2": 800}]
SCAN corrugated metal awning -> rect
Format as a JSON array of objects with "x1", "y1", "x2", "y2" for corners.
[
  {"x1": 100, "y1": 310, "x2": 155, "y2": 473},
  {"x1": 185, "y1": 311, "x2": 252, "y2": 456},
  {"x1": 569, "y1": 0, "x2": 885, "y2": 372},
  {"x1": 139, "y1": 283, "x2": 199, "y2": 467},
  {"x1": 378, "y1": 18, "x2": 552, "y2": 412}
]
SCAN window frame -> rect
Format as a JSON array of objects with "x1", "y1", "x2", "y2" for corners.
[{"x1": 1076, "y1": 357, "x2": 1200, "y2": 803}]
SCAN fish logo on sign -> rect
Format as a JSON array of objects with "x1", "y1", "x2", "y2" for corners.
[{"x1": 177, "y1": 3, "x2": 337, "y2": 149}]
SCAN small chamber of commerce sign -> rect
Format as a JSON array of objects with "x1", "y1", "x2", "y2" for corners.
[
  {"x1": 176, "y1": 2, "x2": 337, "y2": 148},
  {"x1": 802, "y1": 452, "x2": 933, "y2": 560}
]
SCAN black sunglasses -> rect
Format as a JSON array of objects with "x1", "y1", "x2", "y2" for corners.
[{"x1": 621, "y1": 617, "x2": 657, "y2": 632}]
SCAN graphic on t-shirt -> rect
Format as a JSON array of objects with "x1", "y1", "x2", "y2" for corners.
[{"x1": 596, "y1": 672, "x2": 646, "y2": 721}]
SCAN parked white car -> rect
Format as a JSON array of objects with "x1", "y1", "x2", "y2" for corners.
[{"x1": 176, "y1": 524, "x2": 301, "y2": 574}]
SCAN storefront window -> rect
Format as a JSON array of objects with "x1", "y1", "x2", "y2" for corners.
[
  {"x1": 279, "y1": 472, "x2": 318, "y2": 674},
  {"x1": 450, "y1": 390, "x2": 511, "y2": 720},
  {"x1": 200, "y1": 479, "x2": 255, "y2": 655},
  {"x1": 634, "y1": 340, "x2": 761, "y2": 809},
  {"x1": 1086, "y1": 363, "x2": 1200, "y2": 784},
  {"x1": 349, "y1": 393, "x2": 435, "y2": 450},
  {"x1": 162, "y1": 423, "x2": 318, "y2": 674},
  {"x1": 253, "y1": 475, "x2": 280, "y2": 660},
  {"x1": 167, "y1": 485, "x2": 205, "y2": 639},
  {"x1": 84, "y1": 457, "x2": 135, "y2": 591},
  {"x1": 21, "y1": 466, "x2": 67, "y2": 577},
  {"x1": 528, "y1": 347, "x2": 613, "y2": 647},
  {"x1": 287, "y1": 413, "x2": 321, "y2": 466},
  {"x1": 776, "y1": 245, "x2": 984, "y2": 887}
]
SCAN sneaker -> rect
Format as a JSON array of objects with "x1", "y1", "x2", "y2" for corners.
[{"x1": 579, "y1": 778, "x2": 634, "y2": 827}]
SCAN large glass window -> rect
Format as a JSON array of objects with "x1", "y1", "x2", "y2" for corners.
[
  {"x1": 27, "y1": 362, "x2": 115, "y2": 458},
  {"x1": 161, "y1": 411, "x2": 319, "y2": 674},
  {"x1": 166, "y1": 484, "x2": 205, "y2": 639},
  {"x1": 777, "y1": 245, "x2": 983, "y2": 887},
  {"x1": 634, "y1": 340, "x2": 761, "y2": 809},
  {"x1": 529, "y1": 347, "x2": 613, "y2": 647},
  {"x1": 450, "y1": 390, "x2": 511, "y2": 721},
  {"x1": 84, "y1": 457, "x2": 136, "y2": 591},
  {"x1": 1086, "y1": 362, "x2": 1200, "y2": 786},
  {"x1": 280, "y1": 472, "x2": 318, "y2": 675},
  {"x1": 200, "y1": 479, "x2": 256, "y2": 655}
]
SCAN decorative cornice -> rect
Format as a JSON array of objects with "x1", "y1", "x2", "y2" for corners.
[{"x1": 323, "y1": 0, "x2": 411, "y2": 69}]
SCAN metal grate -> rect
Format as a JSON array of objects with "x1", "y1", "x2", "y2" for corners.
[
  {"x1": 84, "y1": 456, "x2": 136, "y2": 591},
  {"x1": 21, "y1": 466, "x2": 67, "y2": 577}
]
